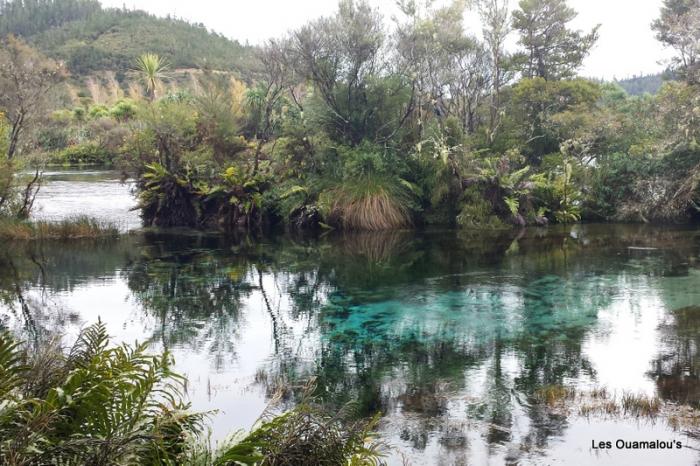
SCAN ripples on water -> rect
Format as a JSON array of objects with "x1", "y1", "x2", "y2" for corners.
[
  {"x1": 2, "y1": 171, "x2": 700, "y2": 465},
  {"x1": 30, "y1": 169, "x2": 140, "y2": 231}
]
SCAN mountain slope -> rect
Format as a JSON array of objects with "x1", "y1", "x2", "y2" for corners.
[{"x1": 0, "y1": 0, "x2": 252, "y2": 75}]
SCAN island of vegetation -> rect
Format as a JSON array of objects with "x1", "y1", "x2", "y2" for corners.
[{"x1": 0, "y1": 0, "x2": 699, "y2": 235}]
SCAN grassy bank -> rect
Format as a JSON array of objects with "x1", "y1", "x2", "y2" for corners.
[{"x1": 0, "y1": 215, "x2": 120, "y2": 240}]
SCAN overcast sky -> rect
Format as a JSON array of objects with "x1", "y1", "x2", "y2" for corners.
[{"x1": 100, "y1": 0, "x2": 672, "y2": 80}]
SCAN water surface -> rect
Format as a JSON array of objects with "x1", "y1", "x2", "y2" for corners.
[
  {"x1": 2, "y1": 172, "x2": 700, "y2": 465},
  {"x1": 29, "y1": 169, "x2": 140, "y2": 231}
]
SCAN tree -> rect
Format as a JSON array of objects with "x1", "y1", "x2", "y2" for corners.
[
  {"x1": 394, "y1": 0, "x2": 491, "y2": 136},
  {"x1": 247, "y1": 39, "x2": 294, "y2": 173},
  {"x1": 0, "y1": 36, "x2": 63, "y2": 159},
  {"x1": 478, "y1": 0, "x2": 512, "y2": 143},
  {"x1": 512, "y1": 0, "x2": 599, "y2": 80},
  {"x1": 289, "y1": 0, "x2": 388, "y2": 145},
  {"x1": 652, "y1": 0, "x2": 700, "y2": 84},
  {"x1": 506, "y1": 77, "x2": 602, "y2": 162},
  {"x1": 135, "y1": 53, "x2": 169, "y2": 101}
]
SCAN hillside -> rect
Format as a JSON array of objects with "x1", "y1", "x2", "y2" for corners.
[
  {"x1": 616, "y1": 73, "x2": 664, "y2": 96},
  {"x1": 0, "y1": 0, "x2": 253, "y2": 76}
]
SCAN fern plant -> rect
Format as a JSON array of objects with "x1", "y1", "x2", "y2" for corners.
[
  {"x1": 0, "y1": 324, "x2": 387, "y2": 466},
  {"x1": 0, "y1": 321, "x2": 205, "y2": 466}
]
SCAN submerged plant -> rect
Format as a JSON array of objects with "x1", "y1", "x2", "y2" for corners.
[{"x1": 197, "y1": 381, "x2": 386, "y2": 466}]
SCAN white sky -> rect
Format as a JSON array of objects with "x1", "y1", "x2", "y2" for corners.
[{"x1": 101, "y1": 0, "x2": 673, "y2": 80}]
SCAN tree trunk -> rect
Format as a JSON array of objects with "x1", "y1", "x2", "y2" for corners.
[{"x1": 8, "y1": 111, "x2": 25, "y2": 160}]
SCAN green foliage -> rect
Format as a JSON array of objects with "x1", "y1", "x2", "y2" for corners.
[
  {"x1": 36, "y1": 126, "x2": 69, "y2": 151},
  {"x1": 199, "y1": 382, "x2": 385, "y2": 466},
  {"x1": 72, "y1": 106, "x2": 86, "y2": 122},
  {"x1": 0, "y1": 112, "x2": 10, "y2": 157},
  {"x1": 88, "y1": 103, "x2": 109, "y2": 119},
  {"x1": 317, "y1": 143, "x2": 419, "y2": 230},
  {"x1": 532, "y1": 157, "x2": 583, "y2": 223},
  {"x1": 109, "y1": 99, "x2": 137, "y2": 121},
  {"x1": 457, "y1": 186, "x2": 508, "y2": 229},
  {"x1": 617, "y1": 74, "x2": 665, "y2": 96},
  {"x1": 5, "y1": 0, "x2": 700, "y2": 230},
  {"x1": 0, "y1": 324, "x2": 385, "y2": 466},
  {"x1": 0, "y1": 215, "x2": 119, "y2": 240},
  {"x1": 512, "y1": 0, "x2": 600, "y2": 80},
  {"x1": 652, "y1": 0, "x2": 700, "y2": 83},
  {"x1": 0, "y1": 321, "x2": 206, "y2": 465},
  {"x1": 0, "y1": 0, "x2": 101, "y2": 38},
  {"x1": 136, "y1": 53, "x2": 169, "y2": 101},
  {"x1": 138, "y1": 162, "x2": 200, "y2": 228},
  {"x1": 51, "y1": 142, "x2": 112, "y2": 165}
]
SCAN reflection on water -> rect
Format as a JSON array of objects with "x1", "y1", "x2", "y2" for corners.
[
  {"x1": 1, "y1": 224, "x2": 700, "y2": 464},
  {"x1": 29, "y1": 169, "x2": 141, "y2": 231}
]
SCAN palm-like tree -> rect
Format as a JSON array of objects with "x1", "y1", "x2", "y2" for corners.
[{"x1": 135, "y1": 53, "x2": 169, "y2": 101}]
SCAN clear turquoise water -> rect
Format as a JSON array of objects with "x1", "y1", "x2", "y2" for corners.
[{"x1": 2, "y1": 173, "x2": 700, "y2": 465}]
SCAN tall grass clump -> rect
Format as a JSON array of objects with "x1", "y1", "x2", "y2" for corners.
[
  {"x1": 321, "y1": 178, "x2": 413, "y2": 231},
  {"x1": 320, "y1": 144, "x2": 417, "y2": 231},
  {"x1": 0, "y1": 216, "x2": 119, "y2": 240}
]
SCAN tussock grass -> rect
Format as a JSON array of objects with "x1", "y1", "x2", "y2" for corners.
[
  {"x1": 0, "y1": 216, "x2": 119, "y2": 240},
  {"x1": 322, "y1": 180, "x2": 413, "y2": 231}
]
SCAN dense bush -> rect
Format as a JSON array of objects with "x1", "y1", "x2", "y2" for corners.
[{"x1": 50, "y1": 142, "x2": 112, "y2": 165}]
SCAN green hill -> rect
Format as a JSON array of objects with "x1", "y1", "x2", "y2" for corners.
[
  {"x1": 616, "y1": 73, "x2": 665, "y2": 96},
  {"x1": 0, "y1": 0, "x2": 252, "y2": 75}
]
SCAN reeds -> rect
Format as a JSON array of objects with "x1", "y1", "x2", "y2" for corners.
[{"x1": 0, "y1": 216, "x2": 119, "y2": 240}]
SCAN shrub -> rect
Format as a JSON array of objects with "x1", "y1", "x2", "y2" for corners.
[
  {"x1": 52, "y1": 142, "x2": 112, "y2": 165},
  {"x1": 457, "y1": 186, "x2": 508, "y2": 230},
  {"x1": 88, "y1": 104, "x2": 110, "y2": 119},
  {"x1": 36, "y1": 126, "x2": 69, "y2": 151},
  {"x1": 199, "y1": 382, "x2": 386, "y2": 466},
  {"x1": 0, "y1": 321, "x2": 205, "y2": 465},
  {"x1": 72, "y1": 107, "x2": 86, "y2": 122},
  {"x1": 110, "y1": 99, "x2": 138, "y2": 121}
]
